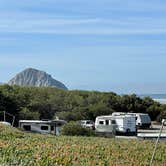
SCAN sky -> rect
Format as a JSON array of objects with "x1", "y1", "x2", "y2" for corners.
[{"x1": 0, "y1": 0, "x2": 166, "y2": 94}]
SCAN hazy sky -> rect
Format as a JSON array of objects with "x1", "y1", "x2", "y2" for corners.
[{"x1": 0, "y1": 0, "x2": 166, "y2": 94}]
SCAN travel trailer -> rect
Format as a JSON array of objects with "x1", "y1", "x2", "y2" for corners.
[
  {"x1": 112, "y1": 112, "x2": 151, "y2": 129},
  {"x1": 95, "y1": 114, "x2": 137, "y2": 135},
  {"x1": 19, "y1": 120, "x2": 66, "y2": 135}
]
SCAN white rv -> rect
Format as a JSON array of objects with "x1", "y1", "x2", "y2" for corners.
[
  {"x1": 127, "y1": 113, "x2": 151, "y2": 128},
  {"x1": 19, "y1": 120, "x2": 66, "y2": 135},
  {"x1": 112, "y1": 112, "x2": 151, "y2": 129},
  {"x1": 111, "y1": 114, "x2": 137, "y2": 135},
  {"x1": 95, "y1": 114, "x2": 137, "y2": 135},
  {"x1": 95, "y1": 116, "x2": 117, "y2": 134}
]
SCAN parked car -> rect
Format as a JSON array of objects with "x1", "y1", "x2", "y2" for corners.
[{"x1": 79, "y1": 120, "x2": 95, "y2": 130}]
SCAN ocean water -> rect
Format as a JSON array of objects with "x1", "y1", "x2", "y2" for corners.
[{"x1": 139, "y1": 94, "x2": 166, "y2": 104}]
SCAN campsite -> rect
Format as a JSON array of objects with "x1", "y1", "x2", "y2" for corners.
[
  {"x1": 0, "y1": 109, "x2": 166, "y2": 165},
  {"x1": 0, "y1": 124, "x2": 166, "y2": 166}
]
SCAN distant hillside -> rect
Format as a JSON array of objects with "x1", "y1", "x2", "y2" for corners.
[{"x1": 8, "y1": 68, "x2": 68, "y2": 90}]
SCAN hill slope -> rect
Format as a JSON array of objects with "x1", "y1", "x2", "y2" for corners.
[{"x1": 8, "y1": 68, "x2": 67, "y2": 90}]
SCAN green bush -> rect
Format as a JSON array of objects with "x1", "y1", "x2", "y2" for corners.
[{"x1": 61, "y1": 122, "x2": 95, "y2": 136}]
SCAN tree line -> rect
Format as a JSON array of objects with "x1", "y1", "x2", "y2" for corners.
[{"x1": 0, "y1": 85, "x2": 165, "y2": 125}]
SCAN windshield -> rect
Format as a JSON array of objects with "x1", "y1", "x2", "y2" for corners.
[
  {"x1": 86, "y1": 121, "x2": 93, "y2": 124},
  {"x1": 140, "y1": 115, "x2": 151, "y2": 122}
]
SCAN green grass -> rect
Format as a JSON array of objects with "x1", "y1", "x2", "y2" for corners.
[{"x1": 0, "y1": 124, "x2": 165, "y2": 166}]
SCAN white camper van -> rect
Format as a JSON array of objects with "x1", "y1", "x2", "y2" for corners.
[
  {"x1": 19, "y1": 120, "x2": 66, "y2": 135},
  {"x1": 95, "y1": 115, "x2": 117, "y2": 134},
  {"x1": 95, "y1": 114, "x2": 137, "y2": 135}
]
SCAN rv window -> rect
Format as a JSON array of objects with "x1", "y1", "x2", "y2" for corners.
[
  {"x1": 111, "y1": 120, "x2": 116, "y2": 124},
  {"x1": 23, "y1": 125, "x2": 31, "y2": 131},
  {"x1": 105, "y1": 120, "x2": 109, "y2": 125},
  {"x1": 41, "y1": 126, "x2": 49, "y2": 130},
  {"x1": 99, "y1": 121, "x2": 104, "y2": 125}
]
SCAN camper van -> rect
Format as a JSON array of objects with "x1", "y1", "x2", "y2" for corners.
[
  {"x1": 95, "y1": 114, "x2": 137, "y2": 135},
  {"x1": 95, "y1": 115, "x2": 117, "y2": 134},
  {"x1": 19, "y1": 120, "x2": 66, "y2": 135}
]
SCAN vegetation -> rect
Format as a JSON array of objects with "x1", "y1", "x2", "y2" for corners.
[
  {"x1": 0, "y1": 124, "x2": 165, "y2": 165},
  {"x1": 0, "y1": 85, "x2": 165, "y2": 125},
  {"x1": 61, "y1": 121, "x2": 95, "y2": 136}
]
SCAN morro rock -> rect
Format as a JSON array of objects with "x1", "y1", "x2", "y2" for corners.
[{"x1": 8, "y1": 68, "x2": 68, "y2": 90}]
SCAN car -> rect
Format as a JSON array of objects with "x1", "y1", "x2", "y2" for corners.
[{"x1": 80, "y1": 120, "x2": 95, "y2": 130}]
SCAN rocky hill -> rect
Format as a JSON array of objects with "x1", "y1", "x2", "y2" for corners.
[{"x1": 8, "y1": 68, "x2": 68, "y2": 90}]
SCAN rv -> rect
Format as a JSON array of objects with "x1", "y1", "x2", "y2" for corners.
[
  {"x1": 19, "y1": 120, "x2": 66, "y2": 135},
  {"x1": 95, "y1": 114, "x2": 137, "y2": 135},
  {"x1": 95, "y1": 115, "x2": 117, "y2": 135},
  {"x1": 112, "y1": 112, "x2": 151, "y2": 129},
  {"x1": 112, "y1": 114, "x2": 137, "y2": 135},
  {"x1": 127, "y1": 113, "x2": 151, "y2": 128}
]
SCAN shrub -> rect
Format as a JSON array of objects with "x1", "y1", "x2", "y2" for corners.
[{"x1": 61, "y1": 122, "x2": 95, "y2": 136}]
